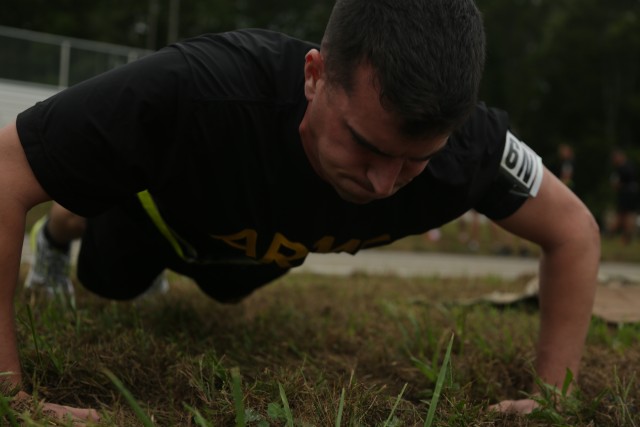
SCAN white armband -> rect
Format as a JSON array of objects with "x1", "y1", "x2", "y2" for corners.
[{"x1": 500, "y1": 130, "x2": 544, "y2": 197}]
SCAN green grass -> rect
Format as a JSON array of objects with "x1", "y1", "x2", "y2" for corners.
[
  {"x1": 3, "y1": 272, "x2": 639, "y2": 426},
  {"x1": 13, "y1": 204, "x2": 640, "y2": 425}
]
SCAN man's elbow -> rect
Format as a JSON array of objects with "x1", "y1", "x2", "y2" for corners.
[
  {"x1": 571, "y1": 204, "x2": 601, "y2": 258},
  {"x1": 542, "y1": 201, "x2": 600, "y2": 257}
]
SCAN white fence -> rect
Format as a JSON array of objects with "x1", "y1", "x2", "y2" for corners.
[
  {"x1": 0, "y1": 25, "x2": 151, "y2": 126},
  {"x1": 0, "y1": 79, "x2": 59, "y2": 127},
  {"x1": 0, "y1": 25, "x2": 151, "y2": 88}
]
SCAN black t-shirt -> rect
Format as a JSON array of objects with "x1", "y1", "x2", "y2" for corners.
[{"x1": 17, "y1": 29, "x2": 537, "y2": 269}]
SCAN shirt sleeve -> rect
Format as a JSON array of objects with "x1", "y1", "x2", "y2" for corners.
[
  {"x1": 16, "y1": 46, "x2": 190, "y2": 217},
  {"x1": 448, "y1": 103, "x2": 541, "y2": 221}
]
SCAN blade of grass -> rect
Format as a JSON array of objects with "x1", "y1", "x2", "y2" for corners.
[
  {"x1": 103, "y1": 369, "x2": 154, "y2": 427},
  {"x1": 411, "y1": 356, "x2": 437, "y2": 382},
  {"x1": 25, "y1": 305, "x2": 42, "y2": 365},
  {"x1": 278, "y1": 383, "x2": 294, "y2": 427},
  {"x1": 335, "y1": 387, "x2": 346, "y2": 427},
  {"x1": 561, "y1": 368, "x2": 574, "y2": 397},
  {"x1": 230, "y1": 367, "x2": 245, "y2": 427},
  {"x1": 383, "y1": 383, "x2": 408, "y2": 427},
  {"x1": 184, "y1": 403, "x2": 213, "y2": 427},
  {"x1": 0, "y1": 394, "x2": 19, "y2": 427},
  {"x1": 424, "y1": 333, "x2": 455, "y2": 427},
  {"x1": 613, "y1": 366, "x2": 638, "y2": 427}
]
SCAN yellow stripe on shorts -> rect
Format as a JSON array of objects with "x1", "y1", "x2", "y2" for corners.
[{"x1": 136, "y1": 190, "x2": 187, "y2": 260}]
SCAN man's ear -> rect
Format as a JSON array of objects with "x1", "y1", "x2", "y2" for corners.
[{"x1": 304, "y1": 49, "x2": 324, "y2": 101}]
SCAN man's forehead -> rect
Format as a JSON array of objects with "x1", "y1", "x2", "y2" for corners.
[
  {"x1": 347, "y1": 120, "x2": 449, "y2": 161},
  {"x1": 331, "y1": 63, "x2": 450, "y2": 158}
]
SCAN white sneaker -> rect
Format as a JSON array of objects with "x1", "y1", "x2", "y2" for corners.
[
  {"x1": 143, "y1": 271, "x2": 170, "y2": 296},
  {"x1": 24, "y1": 216, "x2": 75, "y2": 297}
]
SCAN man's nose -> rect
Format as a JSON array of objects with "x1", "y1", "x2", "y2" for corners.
[{"x1": 366, "y1": 158, "x2": 404, "y2": 197}]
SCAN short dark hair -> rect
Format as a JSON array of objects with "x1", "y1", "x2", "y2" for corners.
[{"x1": 321, "y1": 0, "x2": 485, "y2": 138}]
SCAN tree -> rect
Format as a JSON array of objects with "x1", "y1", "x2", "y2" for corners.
[{"x1": 478, "y1": 0, "x2": 640, "y2": 217}]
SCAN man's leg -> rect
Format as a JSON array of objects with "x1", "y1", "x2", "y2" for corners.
[
  {"x1": 77, "y1": 201, "x2": 172, "y2": 300},
  {"x1": 24, "y1": 203, "x2": 84, "y2": 295},
  {"x1": 47, "y1": 203, "x2": 87, "y2": 243}
]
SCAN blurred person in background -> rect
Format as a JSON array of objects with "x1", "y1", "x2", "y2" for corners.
[
  {"x1": 610, "y1": 148, "x2": 639, "y2": 244},
  {"x1": 552, "y1": 143, "x2": 576, "y2": 190}
]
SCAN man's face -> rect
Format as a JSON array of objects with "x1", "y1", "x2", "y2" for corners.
[{"x1": 299, "y1": 50, "x2": 449, "y2": 205}]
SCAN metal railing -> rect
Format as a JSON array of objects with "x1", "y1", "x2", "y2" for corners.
[{"x1": 0, "y1": 25, "x2": 153, "y2": 89}]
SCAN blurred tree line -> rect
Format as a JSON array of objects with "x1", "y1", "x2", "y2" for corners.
[{"x1": 1, "y1": 0, "x2": 639, "y2": 222}]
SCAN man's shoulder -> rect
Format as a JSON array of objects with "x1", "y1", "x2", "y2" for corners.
[
  {"x1": 425, "y1": 103, "x2": 510, "y2": 186},
  {"x1": 220, "y1": 29, "x2": 318, "y2": 49},
  {"x1": 455, "y1": 103, "x2": 510, "y2": 145},
  {"x1": 176, "y1": 29, "x2": 317, "y2": 64},
  {"x1": 437, "y1": 103, "x2": 510, "y2": 162},
  {"x1": 173, "y1": 29, "x2": 313, "y2": 101}
]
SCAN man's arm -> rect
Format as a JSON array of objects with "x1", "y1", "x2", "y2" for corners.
[
  {"x1": 0, "y1": 122, "x2": 99, "y2": 422},
  {"x1": 492, "y1": 167, "x2": 600, "y2": 412},
  {"x1": 0, "y1": 122, "x2": 48, "y2": 392}
]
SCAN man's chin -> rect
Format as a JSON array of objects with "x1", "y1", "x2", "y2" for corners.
[
  {"x1": 329, "y1": 177, "x2": 401, "y2": 204},
  {"x1": 342, "y1": 195, "x2": 373, "y2": 205},
  {"x1": 333, "y1": 187, "x2": 378, "y2": 205}
]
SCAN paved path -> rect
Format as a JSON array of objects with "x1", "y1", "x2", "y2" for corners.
[
  {"x1": 22, "y1": 236, "x2": 640, "y2": 281},
  {"x1": 295, "y1": 250, "x2": 640, "y2": 281}
]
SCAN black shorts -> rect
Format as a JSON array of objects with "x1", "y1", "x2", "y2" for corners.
[{"x1": 76, "y1": 198, "x2": 289, "y2": 302}]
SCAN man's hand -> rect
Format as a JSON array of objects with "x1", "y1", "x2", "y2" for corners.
[
  {"x1": 13, "y1": 391, "x2": 100, "y2": 425},
  {"x1": 489, "y1": 398, "x2": 539, "y2": 414},
  {"x1": 1, "y1": 121, "x2": 60, "y2": 419}
]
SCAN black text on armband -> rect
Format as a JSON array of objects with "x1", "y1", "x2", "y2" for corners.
[{"x1": 500, "y1": 130, "x2": 543, "y2": 197}]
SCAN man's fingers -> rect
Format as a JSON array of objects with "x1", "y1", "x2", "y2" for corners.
[
  {"x1": 12, "y1": 392, "x2": 100, "y2": 425},
  {"x1": 42, "y1": 401, "x2": 101, "y2": 422},
  {"x1": 488, "y1": 398, "x2": 538, "y2": 414},
  {"x1": 40, "y1": 401, "x2": 101, "y2": 426}
]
